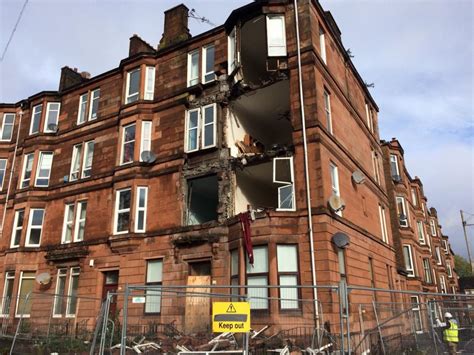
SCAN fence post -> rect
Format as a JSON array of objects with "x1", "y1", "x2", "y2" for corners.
[
  {"x1": 344, "y1": 282, "x2": 351, "y2": 354},
  {"x1": 99, "y1": 294, "x2": 112, "y2": 355},
  {"x1": 427, "y1": 300, "x2": 439, "y2": 355},
  {"x1": 120, "y1": 284, "x2": 130, "y2": 355},
  {"x1": 338, "y1": 281, "x2": 345, "y2": 354},
  {"x1": 372, "y1": 300, "x2": 386, "y2": 355},
  {"x1": 244, "y1": 293, "x2": 249, "y2": 355}
]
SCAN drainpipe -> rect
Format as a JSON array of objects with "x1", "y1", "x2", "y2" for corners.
[
  {"x1": 293, "y1": 0, "x2": 320, "y2": 327},
  {"x1": 1, "y1": 109, "x2": 23, "y2": 234}
]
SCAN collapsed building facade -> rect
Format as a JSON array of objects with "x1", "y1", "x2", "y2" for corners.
[{"x1": 0, "y1": 0, "x2": 459, "y2": 340}]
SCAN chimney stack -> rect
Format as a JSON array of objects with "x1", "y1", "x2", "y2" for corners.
[
  {"x1": 159, "y1": 4, "x2": 191, "y2": 49},
  {"x1": 59, "y1": 66, "x2": 89, "y2": 92}
]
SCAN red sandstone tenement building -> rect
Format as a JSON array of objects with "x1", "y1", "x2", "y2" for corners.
[{"x1": 0, "y1": 0, "x2": 458, "y2": 334}]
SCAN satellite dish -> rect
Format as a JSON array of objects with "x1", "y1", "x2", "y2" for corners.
[
  {"x1": 328, "y1": 195, "x2": 345, "y2": 213},
  {"x1": 352, "y1": 170, "x2": 366, "y2": 184},
  {"x1": 36, "y1": 272, "x2": 51, "y2": 285},
  {"x1": 332, "y1": 232, "x2": 350, "y2": 249},
  {"x1": 48, "y1": 123, "x2": 58, "y2": 132},
  {"x1": 140, "y1": 151, "x2": 157, "y2": 164},
  {"x1": 392, "y1": 175, "x2": 401, "y2": 183},
  {"x1": 399, "y1": 213, "x2": 407, "y2": 221},
  {"x1": 63, "y1": 175, "x2": 69, "y2": 183}
]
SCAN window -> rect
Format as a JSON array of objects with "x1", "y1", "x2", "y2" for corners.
[
  {"x1": 435, "y1": 246, "x2": 442, "y2": 265},
  {"x1": 0, "y1": 159, "x2": 6, "y2": 190},
  {"x1": 442, "y1": 240, "x2": 449, "y2": 254},
  {"x1": 403, "y1": 244, "x2": 415, "y2": 277},
  {"x1": 26, "y1": 209, "x2": 44, "y2": 247},
  {"x1": 44, "y1": 102, "x2": 60, "y2": 133},
  {"x1": 230, "y1": 250, "x2": 239, "y2": 300},
  {"x1": 184, "y1": 104, "x2": 217, "y2": 152},
  {"x1": 389, "y1": 154, "x2": 400, "y2": 180},
  {"x1": 126, "y1": 68, "x2": 141, "y2": 104},
  {"x1": 145, "y1": 260, "x2": 163, "y2": 313},
  {"x1": 378, "y1": 205, "x2": 388, "y2": 243},
  {"x1": 410, "y1": 296, "x2": 423, "y2": 331},
  {"x1": 35, "y1": 152, "x2": 53, "y2": 187},
  {"x1": 30, "y1": 104, "x2": 42, "y2": 135},
  {"x1": 89, "y1": 89, "x2": 100, "y2": 120},
  {"x1": 121, "y1": 123, "x2": 136, "y2": 164},
  {"x1": 77, "y1": 93, "x2": 88, "y2": 124},
  {"x1": 53, "y1": 269, "x2": 67, "y2": 317},
  {"x1": 266, "y1": 15, "x2": 287, "y2": 57},
  {"x1": 20, "y1": 153, "x2": 34, "y2": 188},
  {"x1": 447, "y1": 262, "x2": 453, "y2": 278},
  {"x1": 439, "y1": 275, "x2": 447, "y2": 293},
  {"x1": 10, "y1": 209, "x2": 24, "y2": 248},
  {"x1": 365, "y1": 104, "x2": 374, "y2": 133},
  {"x1": 319, "y1": 27, "x2": 326, "y2": 64},
  {"x1": 135, "y1": 187, "x2": 148, "y2": 233},
  {"x1": 202, "y1": 45, "x2": 216, "y2": 83},
  {"x1": 277, "y1": 245, "x2": 299, "y2": 309},
  {"x1": 228, "y1": 28, "x2": 237, "y2": 73},
  {"x1": 246, "y1": 246, "x2": 268, "y2": 310},
  {"x1": 114, "y1": 188, "x2": 131, "y2": 234},
  {"x1": 69, "y1": 141, "x2": 94, "y2": 181},
  {"x1": 16, "y1": 271, "x2": 35, "y2": 317},
  {"x1": 144, "y1": 67, "x2": 155, "y2": 100},
  {"x1": 422, "y1": 258, "x2": 432, "y2": 283},
  {"x1": 430, "y1": 219, "x2": 437, "y2": 236},
  {"x1": 372, "y1": 150, "x2": 380, "y2": 184},
  {"x1": 411, "y1": 188, "x2": 418, "y2": 206},
  {"x1": 422, "y1": 203, "x2": 426, "y2": 217},
  {"x1": 396, "y1": 196, "x2": 408, "y2": 227},
  {"x1": 330, "y1": 162, "x2": 342, "y2": 216},
  {"x1": 62, "y1": 201, "x2": 87, "y2": 243},
  {"x1": 273, "y1": 157, "x2": 295, "y2": 211},
  {"x1": 1, "y1": 272, "x2": 15, "y2": 316},
  {"x1": 1, "y1": 113, "x2": 15, "y2": 141},
  {"x1": 139, "y1": 121, "x2": 152, "y2": 161},
  {"x1": 323, "y1": 90, "x2": 332, "y2": 134},
  {"x1": 66, "y1": 267, "x2": 80, "y2": 316},
  {"x1": 417, "y1": 221, "x2": 426, "y2": 244},
  {"x1": 187, "y1": 50, "x2": 199, "y2": 87}
]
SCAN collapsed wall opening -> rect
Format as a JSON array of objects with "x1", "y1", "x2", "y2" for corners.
[{"x1": 186, "y1": 175, "x2": 218, "y2": 225}]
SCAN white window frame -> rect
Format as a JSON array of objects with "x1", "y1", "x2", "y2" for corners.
[
  {"x1": 114, "y1": 188, "x2": 131, "y2": 235},
  {"x1": 440, "y1": 275, "x2": 447, "y2": 293},
  {"x1": 246, "y1": 246, "x2": 269, "y2": 310},
  {"x1": 139, "y1": 121, "x2": 152, "y2": 161},
  {"x1": 81, "y1": 141, "x2": 94, "y2": 179},
  {"x1": 125, "y1": 68, "x2": 141, "y2": 104},
  {"x1": 378, "y1": 205, "x2": 388, "y2": 243},
  {"x1": 77, "y1": 93, "x2": 88, "y2": 125},
  {"x1": 43, "y1": 102, "x2": 61, "y2": 133},
  {"x1": 30, "y1": 104, "x2": 42, "y2": 135},
  {"x1": 319, "y1": 26, "x2": 326, "y2": 64},
  {"x1": 184, "y1": 104, "x2": 217, "y2": 153},
  {"x1": 34, "y1": 151, "x2": 53, "y2": 187},
  {"x1": 372, "y1": 150, "x2": 380, "y2": 184},
  {"x1": 0, "y1": 159, "x2": 7, "y2": 190},
  {"x1": 20, "y1": 153, "x2": 34, "y2": 189},
  {"x1": 88, "y1": 89, "x2": 100, "y2": 120},
  {"x1": 430, "y1": 219, "x2": 437, "y2": 236},
  {"x1": 266, "y1": 14, "x2": 287, "y2": 57},
  {"x1": 70, "y1": 143, "x2": 82, "y2": 181},
  {"x1": 417, "y1": 221, "x2": 426, "y2": 244},
  {"x1": 25, "y1": 208, "x2": 44, "y2": 247},
  {"x1": 411, "y1": 188, "x2": 418, "y2": 206},
  {"x1": 65, "y1": 267, "x2": 80, "y2": 317},
  {"x1": 201, "y1": 104, "x2": 217, "y2": 149},
  {"x1": 0, "y1": 113, "x2": 15, "y2": 141},
  {"x1": 73, "y1": 201, "x2": 87, "y2": 242},
  {"x1": 1, "y1": 271, "x2": 15, "y2": 317},
  {"x1": 390, "y1": 154, "x2": 400, "y2": 178},
  {"x1": 410, "y1": 296, "x2": 423, "y2": 332},
  {"x1": 447, "y1": 262, "x2": 453, "y2": 278},
  {"x1": 61, "y1": 203, "x2": 75, "y2": 244},
  {"x1": 442, "y1": 240, "x2": 449, "y2": 254},
  {"x1": 435, "y1": 247, "x2": 442, "y2": 265},
  {"x1": 403, "y1": 244, "x2": 415, "y2": 277},
  {"x1": 52, "y1": 268, "x2": 68, "y2": 317},
  {"x1": 134, "y1": 186, "x2": 148, "y2": 233},
  {"x1": 185, "y1": 108, "x2": 200, "y2": 153},
  {"x1": 276, "y1": 245, "x2": 299, "y2": 310},
  {"x1": 144, "y1": 67, "x2": 155, "y2": 100},
  {"x1": 330, "y1": 162, "x2": 342, "y2": 216},
  {"x1": 10, "y1": 209, "x2": 25, "y2": 248},
  {"x1": 422, "y1": 258, "x2": 432, "y2": 283},
  {"x1": 228, "y1": 27, "x2": 237, "y2": 74},
  {"x1": 187, "y1": 50, "x2": 199, "y2": 87},
  {"x1": 396, "y1": 196, "x2": 409, "y2": 227},
  {"x1": 15, "y1": 271, "x2": 35, "y2": 318},
  {"x1": 273, "y1": 157, "x2": 296, "y2": 211},
  {"x1": 202, "y1": 44, "x2": 216, "y2": 83},
  {"x1": 323, "y1": 90, "x2": 332, "y2": 134},
  {"x1": 120, "y1": 123, "x2": 136, "y2": 165},
  {"x1": 145, "y1": 259, "x2": 163, "y2": 314}
]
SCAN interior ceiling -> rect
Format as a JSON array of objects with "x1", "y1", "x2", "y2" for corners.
[{"x1": 232, "y1": 80, "x2": 292, "y2": 146}]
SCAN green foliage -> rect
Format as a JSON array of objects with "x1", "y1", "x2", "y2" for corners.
[{"x1": 454, "y1": 255, "x2": 473, "y2": 277}]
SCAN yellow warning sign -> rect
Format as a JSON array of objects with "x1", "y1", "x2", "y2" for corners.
[{"x1": 212, "y1": 302, "x2": 250, "y2": 333}]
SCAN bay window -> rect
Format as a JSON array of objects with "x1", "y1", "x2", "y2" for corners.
[
  {"x1": 1, "y1": 113, "x2": 15, "y2": 141},
  {"x1": 416, "y1": 221, "x2": 426, "y2": 244},
  {"x1": 277, "y1": 245, "x2": 299, "y2": 309},
  {"x1": 125, "y1": 68, "x2": 141, "y2": 104},
  {"x1": 20, "y1": 153, "x2": 34, "y2": 188},
  {"x1": 114, "y1": 188, "x2": 131, "y2": 234},
  {"x1": 35, "y1": 152, "x2": 53, "y2": 187},
  {"x1": 187, "y1": 50, "x2": 199, "y2": 87},
  {"x1": 390, "y1": 154, "x2": 400, "y2": 180},
  {"x1": 273, "y1": 157, "x2": 295, "y2": 211},
  {"x1": 246, "y1": 246, "x2": 268, "y2": 310},
  {"x1": 66, "y1": 267, "x2": 80, "y2": 316},
  {"x1": 88, "y1": 89, "x2": 100, "y2": 120},
  {"x1": 44, "y1": 102, "x2": 60, "y2": 132},
  {"x1": 323, "y1": 90, "x2": 332, "y2": 134},
  {"x1": 16, "y1": 271, "x2": 35, "y2": 317},
  {"x1": 266, "y1": 14, "x2": 287, "y2": 57},
  {"x1": 25, "y1": 208, "x2": 45, "y2": 247},
  {"x1": 121, "y1": 123, "x2": 136, "y2": 164},
  {"x1": 30, "y1": 104, "x2": 42, "y2": 135},
  {"x1": 70, "y1": 141, "x2": 94, "y2": 181},
  {"x1": 202, "y1": 45, "x2": 215, "y2": 83},
  {"x1": 396, "y1": 196, "x2": 408, "y2": 227},
  {"x1": 403, "y1": 244, "x2": 415, "y2": 277},
  {"x1": 1, "y1": 272, "x2": 15, "y2": 316},
  {"x1": 185, "y1": 104, "x2": 216, "y2": 152},
  {"x1": 144, "y1": 67, "x2": 155, "y2": 100},
  {"x1": 10, "y1": 209, "x2": 24, "y2": 248},
  {"x1": 430, "y1": 219, "x2": 437, "y2": 236},
  {"x1": 135, "y1": 187, "x2": 148, "y2": 233},
  {"x1": 139, "y1": 121, "x2": 152, "y2": 161}
]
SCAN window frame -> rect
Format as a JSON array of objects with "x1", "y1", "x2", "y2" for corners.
[
  {"x1": 201, "y1": 103, "x2": 217, "y2": 149},
  {"x1": 442, "y1": 240, "x2": 449, "y2": 254},
  {"x1": 73, "y1": 201, "x2": 87, "y2": 242},
  {"x1": 410, "y1": 296, "x2": 423, "y2": 332},
  {"x1": 447, "y1": 262, "x2": 453, "y2": 278},
  {"x1": 403, "y1": 244, "x2": 415, "y2": 277},
  {"x1": 120, "y1": 123, "x2": 136, "y2": 165},
  {"x1": 202, "y1": 44, "x2": 216, "y2": 84},
  {"x1": 20, "y1": 153, "x2": 34, "y2": 189},
  {"x1": 273, "y1": 157, "x2": 296, "y2": 211},
  {"x1": 0, "y1": 158, "x2": 7, "y2": 190},
  {"x1": 185, "y1": 108, "x2": 200, "y2": 153},
  {"x1": 144, "y1": 259, "x2": 163, "y2": 314},
  {"x1": 134, "y1": 186, "x2": 148, "y2": 233},
  {"x1": 29, "y1": 104, "x2": 43, "y2": 135},
  {"x1": 323, "y1": 90, "x2": 332, "y2": 134},
  {"x1": 378, "y1": 204, "x2": 389, "y2": 243},
  {"x1": 228, "y1": 27, "x2": 237, "y2": 74},
  {"x1": 330, "y1": 162, "x2": 342, "y2": 216},
  {"x1": 439, "y1": 275, "x2": 447, "y2": 293},
  {"x1": 0, "y1": 113, "x2": 15, "y2": 141},
  {"x1": 430, "y1": 219, "x2": 437, "y2": 237},
  {"x1": 43, "y1": 102, "x2": 61, "y2": 133},
  {"x1": 246, "y1": 245, "x2": 269, "y2": 311},
  {"x1": 1, "y1": 271, "x2": 15, "y2": 317},
  {"x1": 77, "y1": 93, "x2": 88, "y2": 125},
  {"x1": 25, "y1": 208, "x2": 45, "y2": 247},
  {"x1": 276, "y1": 244, "x2": 300, "y2": 310},
  {"x1": 65, "y1": 267, "x2": 80, "y2": 317},
  {"x1": 144, "y1": 67, "x2": 155, "y2": 101},
  {"x1": 81, "y1": 141, "x2": 94, "y2": 179},
  {"x1": 15, "y1": 271, "x2": 35, "y2": 318},
  {"x1": 88, "y1": 89, "x2": 100, "y2": 121},
  {"x1": 125, "y1": 68, "x2": 141, "y2": 104},
  {"x1": 389, "y1": 154, "x2": 400, "y2": 179},
  {"x1": 416, "y1": 220, "x2": 426, "y2": 245},
  {"x1": 139, "y1": 121, "x2": 152, "y2": 161},
  {"x1": 411, "y1": 188, "x2": 418, "y2": 206},
  {"x1": 187, "y1": 49, "x2": 200, "y2": 87},
  {"x1": 422, "y1": 258, "x2": 432, "y2": 284},
  {"x1": 266, "y1": 14, "x2": 287, "y2": 57},
  {"x1": 61, "y1": 203, "x2": 75, "y2": 244},
  {"x1": 435, "y1": 246, "x2": 442, "y2": 265},
  {"x1": 52, "y1": 268, "x2": 68, "y2": 317},
  {"x1": 396, "y1": 196, "x2": 409, "y2": 227},
  {"x1": 114, "y1": 188, "x2": 132, "y2": 235},
  {"x1": 319, "y1": 26, "x2": 326, "y2": 64},
  {"x1": 372, "y1": 150, "x2": 380, "y2": 184},
  {"x1": 34, "y1": 151, "x2": 54, "y2": 187},
  {"x1": 10, "y1": 209, "x2": 25, "y2": 248}
]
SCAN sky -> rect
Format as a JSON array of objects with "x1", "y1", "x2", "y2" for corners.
[{"x1": 0, "y1": 0, "x2": 473, "y2": 258}]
